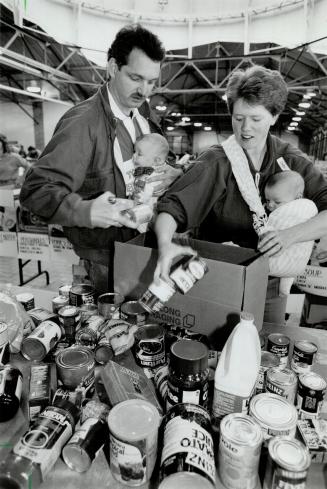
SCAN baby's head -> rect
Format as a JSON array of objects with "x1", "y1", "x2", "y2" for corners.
[
  {"x1": 264, "y1": 170, "x2": 304, "y2": 212},
  {"x1": 133, "y1": 133, "x2": 169, "y2": 168}
]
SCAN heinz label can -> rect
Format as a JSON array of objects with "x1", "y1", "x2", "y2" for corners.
[
  {"x1": 159, "y1": 403, "x2": 216, "y2": 489},
  {"x1": 21, "y1": 320, "x2": 62, "y2": 361},
  {"x1": 267, "y1": 333, "x2": 290, "y2": 368},
  {"x1": 291, "y1": 340, "x2": 318, "y2": 374},
  {"x1": 263, "y1": 437, "x2": 310, "y2": 489},
  {"x1": 297, "y1": 372, "x2": 327, "y2": 420},
  {"x1": 219, "y1": 414, "x2": 263, "y2": 489},
  {"x1": 69, "y1": 284, "x2": 96, "y2": 306},
  {"x1": 108, "y1": 399, "x2": 160, "y2": 486},
  {"x1": 265, "y1": 367, "x2": 298, "y2": 404}
]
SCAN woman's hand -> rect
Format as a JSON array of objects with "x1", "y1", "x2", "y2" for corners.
[
  {"x1": 257, "y1": 228, "x2": 293, "y2": 257},
  {"x1": 154, "y1": 242, "x2": 196, "y2": 283}
]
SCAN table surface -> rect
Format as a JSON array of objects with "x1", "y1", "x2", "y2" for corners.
[{"x1": 1, "y1": 285, "x2": 327, "y2": 488}]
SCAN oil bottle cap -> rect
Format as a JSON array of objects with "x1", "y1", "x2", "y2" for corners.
[{"x1": 170, "y1": 339, "x2": 208, "y2": 375}]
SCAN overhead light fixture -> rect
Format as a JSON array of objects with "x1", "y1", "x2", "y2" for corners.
[
  {"x1": 298, "y1": 102, "x2": 311, "y2": 109},
  {"x1": 167, "y1": 126, "x2": 174, "y2": 131},
  {"x1": 156, "y1": 104, "x2": 167, "y2": 111},
  {"x1": 171, "y1": 112, "x2": 177, "y2": 116},
  {"x1": 288, "y1": 126, "x2": 296, "y2": 131},
  {"x1": 204, "y1": 126, "x2": 212, "y2": 131},
  {"x1": 296, "y1": 111, "x2": 305, "y2": 116},
  {"x1": 182, "y1": 117, "x2": 190, "y2": 122},
  {"x1": 304, "y1": 91, "x2": 316, "y2": 99},
  {"x1": 194, "y1": 122, "x2": 202, "y2": 127},
  {"x1": 290, "y1": 122, "x2": 298, "y2": 127},
  {"x1": 292, "y1": 117, "x2": 301, "y2": 122},
  {"x1": 176, "y1": 112, "x2": 181, "y2": 116},
  {"x1": 222, "y1": 94, "x2": 227, "y2": 101},
  {"x1": 26, "y1": 80, "x2": 41, "y2": 93}
]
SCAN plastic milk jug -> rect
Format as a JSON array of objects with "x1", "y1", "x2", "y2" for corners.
[{"x1": 212, "y1": 311, "x2": 261, "y2": 429}]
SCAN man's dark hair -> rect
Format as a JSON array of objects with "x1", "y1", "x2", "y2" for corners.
[
  {"x1": 226, "y1": 65, "x2": 288, "y2": 116},
  {"x1": 0, "y1": 137, "x2": 9, "y2": 154},
  {"x1": 107, "y1": 24, "x2": 165, "y2": 68}
]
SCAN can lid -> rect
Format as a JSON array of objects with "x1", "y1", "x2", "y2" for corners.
[
  {"x1": 249, "y1": 393, "x2": 298, "y2": 428},
  {"x1": 170, "y1": 340, "x2": 208, "y2": 374},
  {"x1": 268, "y1": 437, "x2": 311, "y2": 471},
  {"x1": 16, "y1": 292, "x2": 34, "y2": 302},
  {"x1": 62, "y1": 444, "x2": 91, "y2": 473},
  {"x1": 220, "y1": 413, "x2": 263, "y2": 447},
  {"x1": 299, "y1": 371, "x2": 327, "y2": 390},
  {"x1": 0, "y1": 322, "x2": 8, "y2": 347}
]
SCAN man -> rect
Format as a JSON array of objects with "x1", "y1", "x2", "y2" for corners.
[{"x1": 20, "y1": 24, "x2": 182, "y2": 294}]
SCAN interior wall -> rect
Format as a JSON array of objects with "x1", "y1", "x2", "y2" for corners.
[{"x1": 0, "y1": 102, "x2": 34, "y2": 148}]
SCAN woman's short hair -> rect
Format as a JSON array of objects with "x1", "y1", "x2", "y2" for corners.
[{"x1": 226, "y1": 65, "x2": 288, "y2": 116}]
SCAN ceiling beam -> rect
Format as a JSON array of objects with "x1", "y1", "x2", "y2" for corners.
[{"x1": 0, "y1": 83, "x2": 72, "y2": 105}]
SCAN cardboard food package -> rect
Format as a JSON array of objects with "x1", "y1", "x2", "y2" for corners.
[{"x1": 114, "y1": 233, "x2": 269, "y2": 347}]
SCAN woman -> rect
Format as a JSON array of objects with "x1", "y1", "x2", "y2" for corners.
[
  {"x1": 154, "y1": 65, "x2": 327, "y2": 323},
  {"x1": 0, "y1": 137, "x2": 30, "y2": 188}
]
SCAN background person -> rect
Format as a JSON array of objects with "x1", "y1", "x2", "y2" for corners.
[
  {"x1": 153, "y1": 65, "x2": 327, "y2": 324},
  {"x1": 20, "y1": 24, "x2": 182, "y2": 294},
  {"x1": 0, "y1": 137, "x2": 30, "y2": 188}
]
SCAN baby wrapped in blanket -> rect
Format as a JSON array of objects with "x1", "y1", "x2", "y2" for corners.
[{"x1": 263, "y1": 170, "x2": 318, "y2": 295}]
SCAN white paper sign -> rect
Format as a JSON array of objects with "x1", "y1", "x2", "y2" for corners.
[
  {"x1": 295, "y1": 265, "x2": 327, "y2": 297},
  {"x1": 17, "y1": 232, "x2": 50, "y2": 261},
  {"x1": 50, "y1": 236, "x2": 79, "y2": 264},
  {"x1": 0, "y1": 232, "x2": 18, "y2": 257}
]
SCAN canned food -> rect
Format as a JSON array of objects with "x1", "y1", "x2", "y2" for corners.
[
  {"x1": 291, "y1": 340, "x2": 318, "y2": 374},
  {"x1": 94, "y1": 335, "x2": 113, "y2": 365},
  {"x1": 263, "y1": 437, "x2": 311, "y2": 489},
  {"x1": 139, "y1": 277, "x2": 176, "y2": 314},
  {"x1": 134, "y1": 323, "x2": 166, "y2": 374},
  {"x1": 28, "y1": 307, "x2": 59, "y2": 327},
  {"x1": 16, "y1": 292, "x2": 35, "y2": 311},
  {"x1": 170, "y1": 255, "x2": 209, "y2": 294},
  {"x1": 249, "y1": 393, "x2": 298, "y2": 441},
  {"x1": 108, "y1": 399, "x2": 160, "y2": 486},
  {"x1": 52, "y1": 387, "x2": 84, "y2": 407},
  {"x1": 55, "y1": 345, "x2": 95, "y2": 393},
  {"x1": 0, "y1": 365, "x2": 23, "y2": 422},
  {"x1": 219, "y1": 414, "x2": 263, "y2": 489},
  {"x1": 75, "y1": 315, "x2": 105, "y2": 349},
  {"x1": 265, "y1": 367, "x2": 298, "y2": 404},
  {"x1": 97, "y1": 292, "x2": 124, "y2": 320},
  {"x1": 120, "y1": 300, "x2": 148, "y2": 326},
  {"x1": 153, "y1": 365, "x2": 169, "y2": 404},
  {"x1": 255, "y1": 351, "x2": 280, "y2": 395},
  {"x1": 159, "y1": 403, "x2": 216, "y2": 489},
  {"x1": 79, "y1": 303, "x2": 98, "y2": 322},
  {"x1": 59, "y1": 284, "x2": 72, "y2": 297},
  {"x1": 21, "y1": 320, "x2": 62, "y2": 361},
  {"x1": 81, "y1": 399, "x2": 110, "y2": 423},
  {"x1": 297, "y1": 372, "x2": 327, "y2": 419},
  {"x1": 58, "y1": 305, "x2": 81, "y2": 344},
  {"x1": 267, "y1": 333, "x2": 290, "y2": 368},
  {"x1": 69, "y1": 284, "x2": 96, "y2": 307},
  {"x1": 52, "y1": 295, "x2": 69, "y2": 314},
  {"x1": 123, "y1": 204, "x2": 153, "y2": 224}
]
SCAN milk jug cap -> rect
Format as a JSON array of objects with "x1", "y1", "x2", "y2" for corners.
[{"x1": 240, "y1": 311, "x2": 254, "y2": 323}]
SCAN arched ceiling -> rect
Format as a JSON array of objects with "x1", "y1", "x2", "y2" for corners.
[{"x1": 0, "y1": 1, "x2": 326, "y2": 141}]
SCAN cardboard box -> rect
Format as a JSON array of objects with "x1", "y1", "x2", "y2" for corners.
[
  {"x1": 302, "y1": 293, "x2": 327, "y2": 326},
  {"x1": 114, "y1": 233, "x2": 269, "y2": 345}
]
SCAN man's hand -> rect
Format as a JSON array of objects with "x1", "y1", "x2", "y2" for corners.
[
  {"x1": 257, "y1": 228, "x2": 293, "y2": 257},
  {"x1": 90, "y1": 192, "x2": 139, "y2": 229},
  {"x1": 148, "y1": 166, "x2": 183, "y2": 197},
  {"x1": 154, "y1": 242, "x2": 196, "y2": 283}
]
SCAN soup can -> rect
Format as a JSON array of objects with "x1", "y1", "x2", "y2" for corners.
[
  {"x1": 159, "y1": 403, "x2": 216, "y2": 489},
  {"x1": 97, "y1": 292, "x2": 124, "y2": 320},
  {"x1": 134, "y1": 323, "x2": 166, "y2": 374},
  {"x1": 58, "y1": 305, "x2": 81, "y2": 344},
  {"x1": 55, "y1": 345, "x2": 95, "y2": 393},
  {"x1": 291, "y1": 340, "x2": 318, "y2": 374},
  {"x1": 263, "y1": 437, "x2": 311, "y2": 489},
  {"x1": 249, "y1": 393, "x2": 297, "y2": 442},
  {"x1": 120, "y1": 300, "x2": 148, "y2": 326},
  {"x1": 266, "y1": 333, "x2": 290, "y2": 368},
  {"x1": 94, "y1": 335, "x2": 113, "y2": 365},
  {"x1": 69, "y1": 284, "x2": 96, "y2": 307},
  {"x1": 79, "y1": 303, "x2": 99, "y2": 322},
  {"x1": 21, "y1": 320, "x2": 62, "y2": 361},
  {"x1": 59, "y1": 284, "x2": 72, "y2": 298},
  {"x1": 16, "y1": 292, "x2": 35, "y2": 311},
  {"x1": 297, "y1": 372, "x2": 327, "y2": 420},
  {"x1": 52, "y1": 295, "x2": 69, "y2": 314},
  {"x1": 28, "y1": 307, "x2": 59, "y2": 327},
  {"x1": 254, "y1": 351, "x2": 280, "y2": 395},
  {"x1": 75, "y1": 315, "x2": 105, "y2": 350},
  {"x1": 265, "y1": 367, "x2": 298, "y2": 404},
  {"x1": 219, "y1": 413, "x2": 263, "y2": 489},
  {"x1": 108, "y1": 399, "x2": 160, "y2": 486}
]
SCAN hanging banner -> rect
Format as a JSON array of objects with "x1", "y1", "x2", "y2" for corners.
[{"x1": 295, "y1": 265, "x2": 327, "y2": 297}]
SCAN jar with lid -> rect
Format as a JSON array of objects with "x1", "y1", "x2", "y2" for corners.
[{"x1": 166, "y1": 339, "x2": 209, "y2": 411}]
